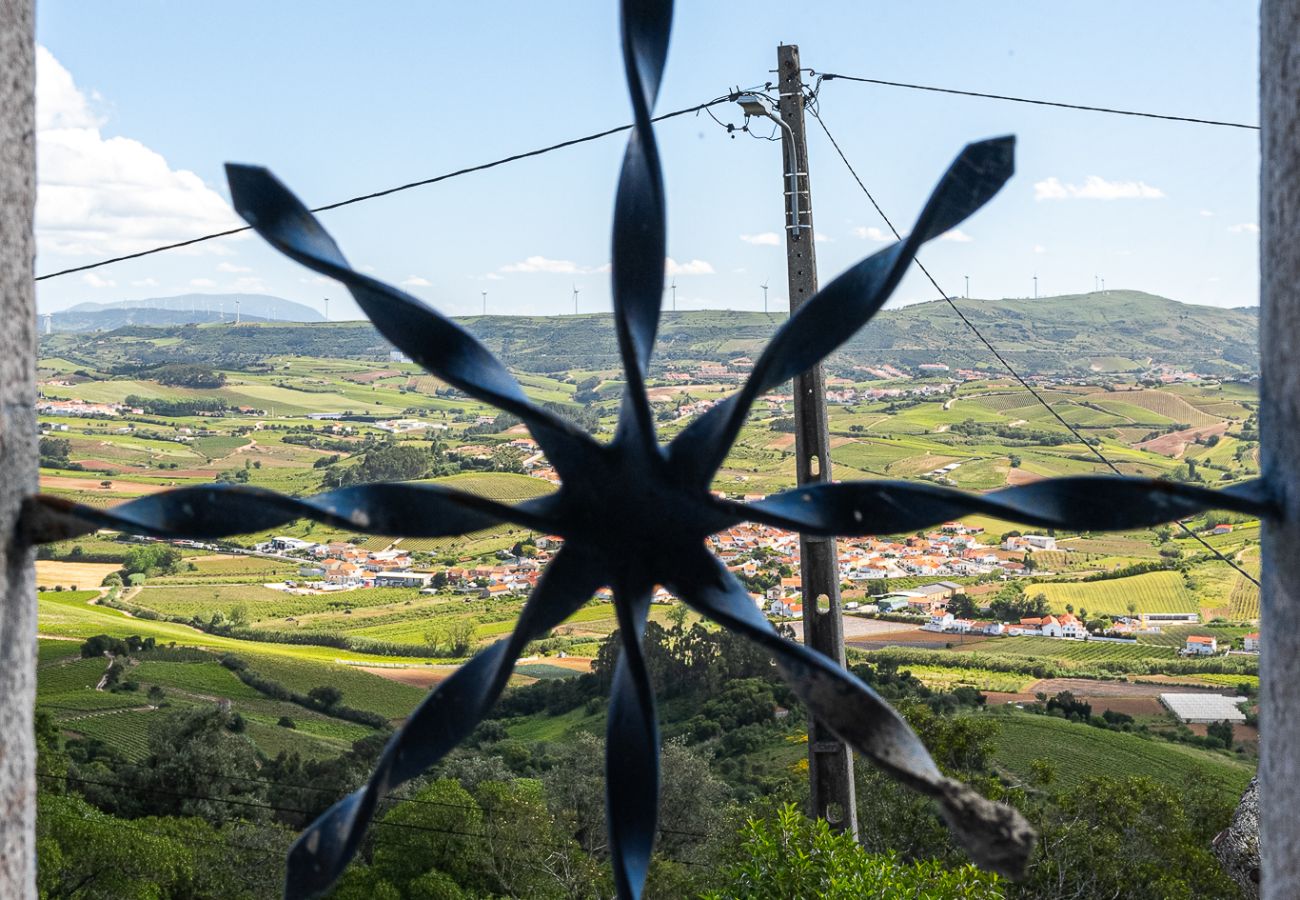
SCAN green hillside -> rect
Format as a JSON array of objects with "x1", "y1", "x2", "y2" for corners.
[
  {"x1": 988, "y1": 710, "x2": 1254, "y2": 802},
  {"x1": 41, "y1": 291, "x2": 1259, "y2": 377}
]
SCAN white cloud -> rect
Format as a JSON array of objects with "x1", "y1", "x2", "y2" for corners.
[
  {"x1": 1200, "y1": 209, "x2": 1215, "y2": 217},
  {"x1": 401, "y1": 276, "x2": 433, "y2": 287},
  {"x1": 939, "y1": 229, "x2": 973, "y2": 243},
  {"x1": 130, "y1": 277, "x2": 159, "y2": 287},
  {"x1": 739, "y1": 232, "x2": 781, "y2": 246},
  {"x1": 81, "y1": 273, "x2": 115, "y2": 288},
  {"x1": 190, "y1": 278, "x2": 216, "y2": 288},
  {"x1": 230, "y1": 276, "x2": 267, "y2": 292},
  {"x1": 814, "y1": 233, "x2": 833, "y2": 243},
  {"x1": 1033, "y1": 244, "x2": 1048, "y2": 255},
  {"x1": 852, "y1": 226, "x2": 894, "y2": 242},
  {"x1": 1033, "y1": 175, "x2": 1165, "y2": 201},
  {"x1": 35, "y1": 46, "x2": 243, "y2": 259},
  {"x1": 666, "y1": 258, "x2": 715, "y2": 276},
  {"x1": 217, "y1": 261, "x2": 251, "y2": 273},
  {"x1": 1229, "y1": 223, "x2": 1260, "y2": 234},
  {"x1": 501, "y1": 255, "x2": 589, "y2": 274}
]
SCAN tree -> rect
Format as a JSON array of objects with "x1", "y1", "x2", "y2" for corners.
[
  {"x1": 947, "y1": 593, "x2": 977, "y2": 618},
  {"x1": 108, "y1": 707, "x2": 265, "y2": 825},
  {"x1": 308, "y1": 685, "x2": 344, "y2": 710},
  {"x1": 703, "y1": 804, "x2": 1004, "y2": 900},
  {"x1": 1207, "y1": 719, "x2": 1235, "y2": 749},
  {"x1": 122, "y1": 544, "x2": 182, "y2": 577}
]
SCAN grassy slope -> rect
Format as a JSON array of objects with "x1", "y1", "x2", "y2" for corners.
[{"x1": 987, "y1": 710, "x2": 1254, "y2": 802}]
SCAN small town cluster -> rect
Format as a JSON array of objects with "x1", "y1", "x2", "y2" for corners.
[{"x1": 257, "y1": 508, "x2": 1257, "y2": 659}]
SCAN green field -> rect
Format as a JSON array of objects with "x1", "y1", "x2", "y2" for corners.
[
  {"x1": 988, "y1": 710, "x2": 1254, "y2": 802},
  {"x1": 37, "y1": 590, "x2": 443, "y2": 665},
  {"x1": 902, "y1": 664, "x2": 1036, "y2": 693},
  {"x1": 957, "y1": 636, "x2": 1177, "y2": 665},
  {"x1": 1029, "y1": 571, "x2": 1198, "y2": 616}
]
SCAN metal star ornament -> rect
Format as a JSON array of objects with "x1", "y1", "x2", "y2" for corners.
[{"x1": 25, "y1": 0, "x2": 1275, "y2": 897}]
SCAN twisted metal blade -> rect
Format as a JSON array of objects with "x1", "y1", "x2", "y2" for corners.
[
  {"x1": 23, "y1": 483, "x2": 561, "y2": 544},
  {"x1": 731, "y1": 476, "x2": 1276, "y2": 537},
  {"x1": 666, "y1": 548, "x2": 1035, "y2": 879},
  {"x1": 669, "y1": 137, "x2": 1015, "y2": 487},
  {"x1": 225, "y1": 164, "x2": 599, "y2": 481},
  {"x1": 605, "y1": 579, "x2": 659, "y2": 899},
  {"x1": 609, "y1": 0, "x2": 672, "y2": 451},
  {"x1": 283, "y1": 544, "x2": 605, "y2": 899}
]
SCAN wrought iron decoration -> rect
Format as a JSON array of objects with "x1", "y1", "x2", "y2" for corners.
[{"x1": 24, "y1": 0, "x2": 1277, "y2": 896}]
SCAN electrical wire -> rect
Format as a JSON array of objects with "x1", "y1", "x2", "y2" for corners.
[
  {"x1": 813, "y1": 72, "x2": 1259, "y2": 130},
  {"x1": 806, "y1": 102, "x2": 1262, "y2": 588},
  {"x1": 34, "y1": 94, "x2": 738, "y2": 283}
]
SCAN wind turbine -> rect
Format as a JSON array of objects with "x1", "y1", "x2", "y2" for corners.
[
  {"x1": 670, "y1": 279, "x2": 677, "y2": 312},
  {"x1": 481, "y1": 291, "x2": 487, "y2": 316},
  {"x1": 1033, "y1": 275, "x2": 1038, "y2": 299},
  {"x1": 761, "y1": 279, "x2": 769, "y2": 314},
  {"x1": 573, "y1": 284, "x2": 580, "y2": 315},
  {"x1": 323, "y1": 297, "x2": 330, "y2": 322}
]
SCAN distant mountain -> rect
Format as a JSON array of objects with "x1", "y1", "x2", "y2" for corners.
[
  {"x1": 39, "y1": 291, "x2": 1259, "y2": 377},
  {"x1": 51, "y1": 293, "x2": 323, "y2": 331}
]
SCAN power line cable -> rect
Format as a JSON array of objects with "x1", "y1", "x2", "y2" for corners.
[
  {"x1": 806, "y1": 102, "x2": 1261, "y2": 587},
  {"x1": 34, "y1": 94, "x2": 739, "y2": 283},
  {"x1": 813, "y1": 72, "x2": 1259, "y2": 130}
]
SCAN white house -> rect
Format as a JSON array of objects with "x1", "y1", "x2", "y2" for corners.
[
  {"x1": 1057, "y1": 613, "x2": 1086, "y2": 639},
  {"x1": 923, "y1": 612, "x2": 955, "y2": 632},
  {"x1": 1019, "y1": 615, "x2": 1063, "y2": 638},
  {"x1": 1244, "y1": 632, "x2": 1260, "y2": 653},
  {"x1": 768, "y1": 598, "x2": 803, "y2": 618},
  {"x1": 1185, "y1": 635, "x2": 1218, "y2": 655}
]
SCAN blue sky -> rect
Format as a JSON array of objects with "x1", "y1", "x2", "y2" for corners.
[{"x1": 34, "y1": 1, "x2": 1260, "y2": 320}]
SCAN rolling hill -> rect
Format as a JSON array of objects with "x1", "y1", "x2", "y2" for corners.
[{"x1": 39, "y1": 290, "x2": 1258, "y2": 377}]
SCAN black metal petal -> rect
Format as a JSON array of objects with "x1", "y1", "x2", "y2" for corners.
[
  {"x1": 609, "y1": 0, "x2": 672, "y2": 450},
  {"x1": 605, "y1": 578, "x2": 659, "y2": 899},
  {"x1": 22, "y1": 483, "x2": 560, "y2": 545},
  {"x1": 666, "y1": 548, "x2": 1035, "y2": 880},
  {"x1": 224, "y1": 164, "x2": 599, "y2": 481},
  {"x1": 731, "y1": 476, "x2": 1277, "y2": 537},
  {"x1": 669, "y1": 137, "x2": 1015, "y2": 487},
  {"x1": 283, "y1": 543, "x2": 605, "y2": 899}
]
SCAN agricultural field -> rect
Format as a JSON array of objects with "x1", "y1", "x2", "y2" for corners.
[
  {"x1": 987, "y1": 709, "x2": 1255, "y2": 803},
  {"x1": 1027, "y1": 571, "x2": 1199, "y2": 617},
  {"x1": 900, "y1": 664, "x2": 1036, "y2": 694},
  {"x1": 33, "y1": 318, "x2": 1269, "y2": 770},
  {"x1": 954, "y1": 636, "x2": 1177, "y2": 666},
  {"x1": 37, "y1": 649, "x2": 385, "y2": 760}
]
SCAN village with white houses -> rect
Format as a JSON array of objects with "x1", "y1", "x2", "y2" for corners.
[{"x1": 251, "y1": 507, "x2": 1257, "y2": 659}]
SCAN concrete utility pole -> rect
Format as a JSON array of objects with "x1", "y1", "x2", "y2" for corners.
[
  {"x1": 1259, "y1": 2, "x2": 1300, "y2": 895},
  {"x1": 776, "y1": 44, "x2": 858, "y2": 838},
  {"x1": 0, "y1": 1, "x2": 37, "y2": 895}
]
